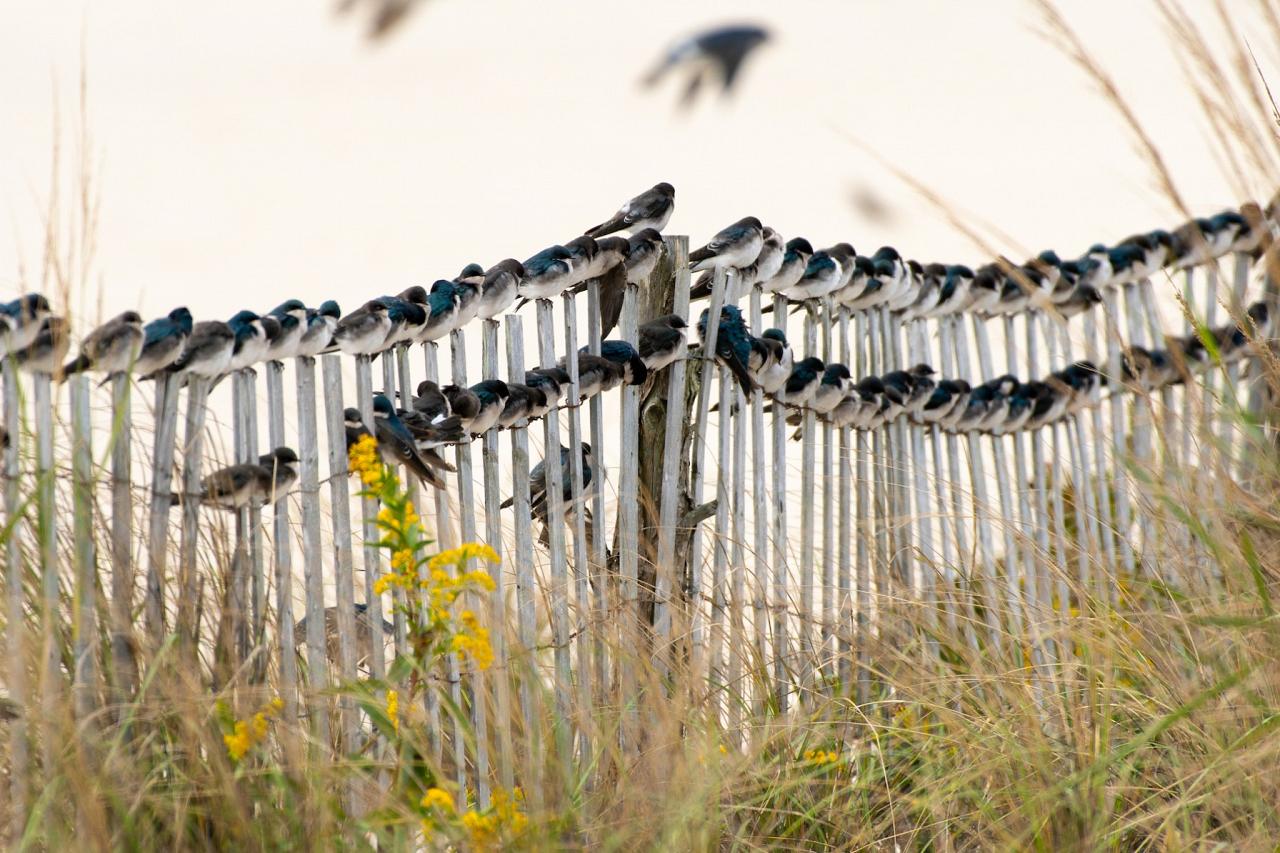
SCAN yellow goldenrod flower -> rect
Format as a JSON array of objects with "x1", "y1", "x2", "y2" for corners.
[
  {"x1": 347, "y1": 434, "x2": 385, "y2": 488},
  {"x1": 421, "y1": 787, "x2": 454, "y2": 813},
  {"x1": 386, "y1": 689, "x2": 399, "y2": 734}
]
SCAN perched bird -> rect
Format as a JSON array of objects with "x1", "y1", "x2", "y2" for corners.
[
  {"x1": 519, "y1": 243, "x2": 579, "y2": 301},
  {"x1": 266, "y1": 299, "x2": 308, "y2": 361},
  {"x1": 172, "y1": 446, "x2": 298, "y2": 510},
  {"x1": 901, "y1": 263, "x2": 945, "y2": 321},
  {"x1": 1056, "y1": 283, "x2": 1103, "y2": 319},
  {"x1": 696, "y1": 304, "x2": 755, "y2": 393},
  {"x1": 501, "y1": 443, "x2": 599, "y2": 546},
  {"x1": 413, "y1": 379, "x2": 451, "y2": 421},
  {"x1": 643, "y1": 24, "x2": 770, "y2": 108},
  {"x1": 558, "y1": 352, "x2": 626, "y2": 401},
  {"x1": 258, "y1": 447, "x2": 301, "y2": 497},
  {"x1": 417, "y1": 281, "x2": 462, "y2": 343},
  {"x1": 588, "y1": 239, "x2": 631, "y2": 336},
  {"x1": 0, "y1": 294, "x2": 52, "y2": 355},
  {"x1": 751, "y1": 328, "x2": 793, "y2": 394},
  {"x1": 691, "y1": 226, "x2": 784, "y2": 300},
  {"x1": 759, "y1": 237, "x2": 814, "y2": 295},
  {"x1": 442, "y1": 383, "x2": 482, "y2": 432},
  {"x1": 294, "y1": 602, "x2": 395, "y2": 670},
  {"x1": 638, "y1": 314, "x2": 687, "y2": 372},
  {"x1": 296, "y1": 300, "x2": 341, "y2": 358},
  {"x1": 585, "y1": 182, "x2": 676, "y2": 237},
  {"x1": 378, "y1": 289, "x2": 429, "y2": 347},
  {"x1": 689, "y1": 216, "x2": 765, "y2": 274},
  {"x1": 785, "y1": 249, "x2": 842, "y2": 302},
  {"x1": 525, "y1": 366, "x2": 571, "y2": 410},
  {"x1": 455, "y1": 263, "x2": 486, "y2": 287},
  {"x1": 588, "y1": 340, "x2": 649, "y2": 386},
  {"x1": 624, "y1": 228, "x2": 666, "y2": 285},
  {"x1": 63, "y1": 311, "x2": 145, "y2": 378},
  {"x1": 809, "y1": 363, "x2": 853, "y2": 414},
  {"x1": 370, "y1": 394, "x2": 449, "y2": 490},
  {"x1": 447, "y1": 271, "x2": 484, "y2": 329},
  {"x1": 938, "y1": 379, "x2": 973, "y2": 431},
  {"x1": 475, "y1": 259, "x2": 524, "y2": 321},
  {"x1": 461, "y1": 379, "x2": 511, "y2": 435},
  {"x1": 225, "y1": 310, "x2": 270, "y2": 371},
  {"x1": 927, "y1": 265, "x2": 975, "y2": 318},
  {"x1": 333, "y1": 300, "x2": 393, "y2": 356},
  {"x1": 774, "y1": 357, "x2": 825, "y2": 407},
  {"x1": 345, "y1": 406, "x2": 375, "y2": 453},
  {"x1": 563, "y1": 236, "x2": 601, "y2": 280},
  {"x1": 170, "y1": 321, "x2": 236, "y2": 379},
  {"x1": 12, "y1": 316, "x2": 71, "y2": 376},
  {"x1": 497, "y1": 383, "x2": 548, "y2": 429},
  {"x1": 133, "y1": 307, "x2": 194, "y2": 378},
  {"x1": 916, "y1": 379, "x2": 965, "y2": 425},
  {"x1": 396, "y1": 408, "x2": 464, "y2": 455}
]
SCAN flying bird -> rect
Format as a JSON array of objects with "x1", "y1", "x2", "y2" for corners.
[{"x1": 643, "y1": 24, "x2": 770, "y2": 109}]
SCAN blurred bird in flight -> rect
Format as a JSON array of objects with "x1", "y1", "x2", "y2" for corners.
[{"x1": 643, "y1": 24, "x2": 770, "y2": 109}]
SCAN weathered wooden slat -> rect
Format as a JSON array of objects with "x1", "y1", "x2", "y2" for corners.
[
  {"x1": 146, "y1": 374, "x2": 180, "y2": 644},
  {"x1": 178, "y1": 377, "x2": 211, "y2": 649},
  {"x1": 33, "y1": 373, "x2": 59, "y2": 751},
  {"x1": 294, "y1": 356, "x2": 330, "y2": 745},
  {"x1": 265, "y1": 361, "x2": 299, "y2": 717},
  {"x1": 69, "y1": 376, "x2": 97, "y2": 720},
  {"x1": 108, "y1": 375, "x2": 137, "y2": 699},
  {"x1": 353, "y1": 355, "x2": 386, "y2": 684},
  {"x1": 480, "y1": 320, "x2": 515, "y2": 791},
  {"x1": 320, "y1": 355, "x2": 359, "y2": 765},
  {"x1": 772, "y1": 294, "x2": 792, "y2": 710},
  {"x1": 4, "y1": 361, "x2": 27, "y2": 830}
]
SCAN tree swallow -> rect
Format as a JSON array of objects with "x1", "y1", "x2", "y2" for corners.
[
  {"x1": 585, "y1": 182, "x2": 676, "y2": 237},
  {"x1": 475, "y1": 259, "x2": 524, "y2": 321},
  {"x1": 751, "y1": 328, "x2": 793, "y2": 394},
  {"x1": 11, "y1": 316, "x2": 71, "y2": 376},
  {"x1": 759, "y1": 237, "x2": 813, "y2": 295},
  {"x1": 497, "y1": 383, "x2": 549, "y2": 429},
  {"x1": 462, "y1": 379, "x2": 511, "y2": 435},
  {"x1": 558, "y1": 352, "x2": 626, "y2": 401},
  {"x1": 785, "y1": 249, "x2": 842, "y2": 302},
  {"x1": 296, "y1": 300, "x2": 341, "y2": 358},
  {"x1": 638, "y1": 314, "x2": 687, "y2": 372},
  {"x1": 133, "y1": 307, "x2": 194, "y2": 378},
  {"x1": 0, "y1": 294, "x2": 52, "y2": 356},
  {"x1": 774, "y1": 356, "x2": 825, "y2": 407},
  {"x1": 501, "y1": 442, "x2": 599, "y2": 546},
  {"x1": 689, "y1": 216, "x2": 764, "y2": 274},
  {"x1": 170, "y1": 321, "x2": 236, "y2": 379},
  {"x1": 525, "y1": 366, "x2": 571, "y2": 412},
  {"x1": 171, "y1": 446, "x2": 299, "y2": 510},
  {"x1": 519, "y1": 242, "x2": 580, "y2": 301},
  {"x1": 225, "y1": 310, "x2": 270, "y2": 371},
  {"x1": 63, "y1": 311, "x2": 145, "y2": 378},
  {"x1": 371, "y1": 394, "x2": 449, "y2": 490},
  {"x1": 696, "y1": 304, "x2": 755, "y2": 393},
  {"x1": 643, "y1": 24, "x2": 770, "y2": 108},
  {"x1": 584, "y1": 340, "x2": 649, "y2": 387},
  {"x1": 416, "y1": 281, "x2": 462, "y2": 343},
  {"x1": 333, "y1": 300, "x2": 393, "y2": 356}
]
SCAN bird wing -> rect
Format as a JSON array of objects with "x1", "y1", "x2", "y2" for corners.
[{"x1": 598, "y1": 264, "x2": 627, "y2": 338}]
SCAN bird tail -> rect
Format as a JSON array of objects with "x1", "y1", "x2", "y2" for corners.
[
  {"x1": 725, "y1": 354, "x2": 756, "y2": 395},
  {"x1": 584, "y1": 217, "x2": 623, "y2": 239},
  {"x1": 688, "y1": 246, "x2": 715, "y2": 266},
  {"x1": 62, "y1": 354, "x2": 90, "y2": 378},
  {"x1": 688, "y1": 272, "x2": 713, "y2": 302},
  {"x1": 499, "y1": 495, "x2": 514, "y2": 510},
  {"x1": 420, "y1": 447, "x2": 457, "y2": 474}
]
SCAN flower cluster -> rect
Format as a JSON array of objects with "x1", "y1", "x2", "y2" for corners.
[
  {"x1": 348, "y1": 433, "x2": 384, "y2": 488},
  {"x1": 385, "y1": 689, "x2": 399, "y2": 734},
  {"x1": 803, "y1": 748, "x2": 841, "y2": 767},
  {"x1": 460, "y1": 787, "x2": 528, "y2": 850},
  {"x1": 223, "y1": 697, "x2": 284, "y2": 762},
  {"x1": 450, "y1": 610, "x2": 495, "y2": 671}
]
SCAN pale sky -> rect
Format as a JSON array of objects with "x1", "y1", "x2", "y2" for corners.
[{"x1": 3, "y1": 1, "x2": 1273, "y2": 326}]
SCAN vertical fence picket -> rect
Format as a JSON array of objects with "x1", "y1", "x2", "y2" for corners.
[
  {"x1": 584, "y1": 281, "x2": 608, "y2": 693},
  {"x1": 353, "y1": 356, "x2": 387, "y2": 687},
  {"x1": 560, "y1": 293, "x2": 593, "y2": 774},
  {"x1": 748, "y1": 285, "x2": 770, "y2": 713},
  {"x1": 771, "y1": 293, "x2": 791, "y2": 711},
  {"x1": 34, "y1": 373, "x2": 59, "y2": 751},
  {"x1": 450, "y1": 330, "x2": 481, "y2": 804},
  {"x1": 320, "y1": 355, "x2": 359, "y2": 769},
  {"x1": 533, "y1": 299, "x2": 572, "y2": 766},
  {"x1": 653, "y1": 238, "x2": 690, "y2": 670},
  {"x1": 837, "y1": 309, "x2": 854, "y2": 687},
  {"x1": 480, "y1": 320, "x2": 515, "y2": 791},
  {"x1": 69, "y1": 376, "x2": 97, "y2": 720},
  {"x1": 295, "y1": 356, "x2": 330, "y2": 745},
  {"x1": 146, "y1": 375, "x2": 180, "y2": 644},
  {"x1": 617, "y1": 276, "x2": 642, "y2": 745},
  {"x1": 4, "y1": 361, "x2": 26, "y2": 830},
  {"x1": 819, "y1": 304, "x2": 836, "y2": 684},
  {"x1": 108, "y1": 375, "x2": 136, "y2": 698},
  {"x1": 266, "y1": 361, "x2": 299, "y2": 717},
  {"x1": 178, "y1": 378, "x2": 210, "y2": 650},
  {"x1": 503, "y1": 315, "x2": 541, "y2": 808},
  {"x1": 688, "y1": 270, "x2": 728, "y2": 686}
]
